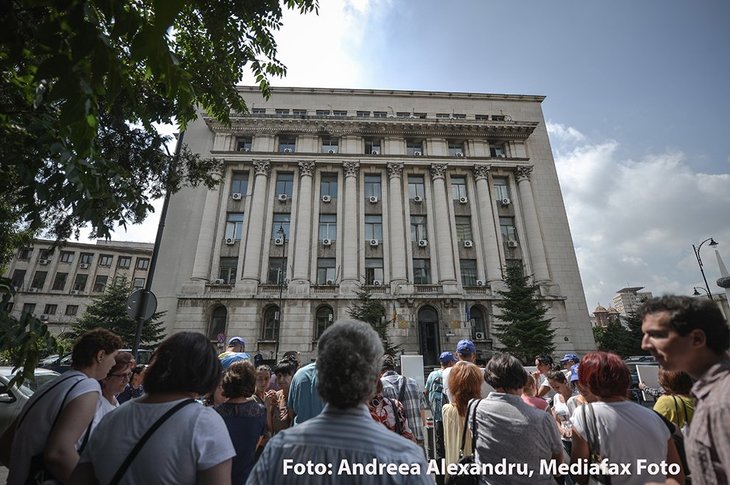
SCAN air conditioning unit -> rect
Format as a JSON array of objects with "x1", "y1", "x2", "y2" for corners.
[
  {"x1": 322, "y1": 238, "x2": 332, "y2": 246},
  {"x1": 456, "y1": 152, "x2": 464, "y2": 157},
  {"x1": 274, "y1": 237, "x2": 284, "y2": 246},
  {"x1": 459, "y1": 196, "x2": 468, "y2": 204},
  {"x1": 326, "y1": 279, "x2": 335, "y2": 286},
  {"x1": 327, "y1": 149, "x2": 336, "y2": 154},
  {"x1": 369, "y1": 239, "x2": 379, "y2": 247},
  {"x1": 321, "y1": 195, "x2": 331, "y2": 203},
  {"x1": 283, "y1": 148, "x2": 292, "y2": 153},
  {"x1": 413, "y1": 151, "x2": 422, "y2": 156},
  {"x1": 40, "y1": 314, "x2": 49, "y2": 321},
  {"x1": 476, "y1": 279, "x2": 485, "y2": 287},
  {"x1": 278, "y1": 194, "x2": 288, "y2": 202},
  {"x1": 507, "y1": 240, "x2": 519, "y2": 248},
  {"x1": 39, "y1": 259, "x2": 50, "y2": 265},
  {"x1": 231, "y1": 192, "x2": 242, "y2": 201},
  {"x1": 500, "y1": 197, "x2": 511, "y2": 206},
  {"x1": 80, "y1": 263, "x2": 89, "y2": 269},
  {"x1": 413, "y1": 196, "x2": 423, "y2": 203},
  {"x1": 371, "y1": 150, "x2": 379, "y2": 155},
  {"x1": 464, "y1": 240, "x2": 473, "y2": 248},
  {"x1": 475, "y1": 331, "x2": 485, "y2": 340},
  {"x1": 372, "y1": 280, "x2": 382, "y2": 286},
  {"x1": 212, "y1": 279, "x2": 225, "y2": 285},
  {"x1": 225, "y1": 238, "x2": 235, "y2": 245},
  {"x1": 418, "y1": 240, "x2": 428, "y2": 247},
  {"x1": 497, "y1": 153, "x2": 507, "y2": 159},
  {"x1": 368, "y1": 196, "x2": 378, "y2": 204},
  {"x1": 29, "y1": 287, "x2": 40, "y2": 293}
]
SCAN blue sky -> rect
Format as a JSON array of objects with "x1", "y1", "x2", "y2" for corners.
[{"x1": 96, "y1": 0, "x2": 730, "y2": 311}]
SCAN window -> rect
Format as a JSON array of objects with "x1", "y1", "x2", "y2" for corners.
[
  {"x1": 39, "y1": 248, "x2": 53, "y2": 260},
  {"x1": 451, "y1": 176, "x2": 468, "y2": 200},
  {"x1": 492, "y1": 115, "x2": 506, "y2": 121},
  {"x1": 373, "y1": 111, "x2": 387, "y2": 118},
  {"x1": 364, "y1": 174, "x2": 381, "y2": 198},
  {"x1": 332, "y1": 110, "x2": 347, "y2": 117},
  {"x1": 60, "y1": 251, "x2": 74, "y2": 263},
  {"x1": 272, "y1": 214, "x2": 290, "y2": 240},
  {"x1": 436, "y1": 113, "x2": 450, "y2": 119},
  {"x1": 475, "y1": 114, "x2": 489, "y2": 121},
  {"x1": 275, "y1": 108, "x2": 290, "y2": 115},
  {"x1": 31, "y1": 271, "x2": 47, "y2": 290},
  {"x1": 73, "y1": 274, "x2": 88, "y2": 292},
  {"x1": 225, "y1": 213, "x2": 245, "y2": 241},
  {"x1": 316, "y1": 259, "x2": 336, "y2": 285},
  {"x1": 320, "y1": 174, "x2": 338, "y2": 198},
  {"x1": 448, "y1": 141, "x2": 465, "y2": 157},
  {"x1": 315, "y1": 109, "x2": 330, "y2": 116},
  {"x1": 315, "y1": 306, "x2": 334, "y2": 340},
  {"x1": 365, "y1": 258, "x2": 384, "y2": 285},
  {"x1": 117, "y1": 256, "x2": 131, "y2": 269},
  {"x1": 236, "y1": 136, "x2": 252, "y2": 152},
  {"x1": 278, "y1": 135, "x2": 296, "y2": 153},
  {"x1": 396, "y1": 111, "x2": 410, "y2": 118},
  {"x1": 65, "y1": 305, "x2": 78, "y2": 316},
  {"x1": 452, "y1": 113, "x2": 466, "y2": 119},
  {"x1": 231, "y1": 172, "x2": 249, "y2": 195},
  {"x1": 52, "y1": 272, "x2": 67, "y2": 291},
  {"x1": 460, "y1": 259, "x2": 478, "y2": 286},
  {"x1": 470, "y1": 306, "x2": 487, "y2": 337},
  {"x1": 364, "y1": 215, "x2": 383, "y2": 241},
  {"x1": 22, "y1": 303, "x2": 36, "y2": 315},
  {"x1": 93, "y1": 275, "x2": 108, "y2": 292},
  {"x1": 408, "y1": 175, "x2": 425, "y2": 199},
  {"x1": 44, "y1": 304, "x2": 57, "y2": 315},
  {"x1": 455, "y1": 216, "x2": 473, "y2": 243},
  {"x1": 80, "y1": 253, "x2": 93, "y2": 264},
  {"x1": 410, "y1": 215, "x2": 427, "y2": 241},
  {"x1": 364, "y1": 138, "x2": 381, "y2": 155},
  {"x1": 406, "y1": 139, "x2": 423, "y2": 156},
  {"x1": 490, "y1": 143, "x2": 506, "y2": 157},
  {"x1": 136, "y1": 258, "x2": 150, "y2": 270},
  {"x1": 219, "y1": 257, "x2": 238, "y2": 284},
  {"x1": 209, "y1": 306, "x2": 227, "y2": 340},
  {"x1": 18, "y1": 247, "x2": 32, "y2": 260},
  {"x1": 413, "y1": 112, "x2": 427, "y2": 119},
  {"x1": 319, "y1": 214, "x2": 337, "y2": 241},
  {"x1": 321, "y1": 137, "x2": 339, "y2": 154},
  {"x1": 500, "y1": 217, "x2": 518, "y2": 242},
  {"x1": 413, "y1": 259, "x2": 431, "y2": 284},
  {"x1": 11, "y1": 270, "x2": 26, "y2": 289},
  {"x1": 99, "y1": 254, "x2": 113, "y2": 266},
  {"x1": 133, "y1": 278, "x2": 145, "y2": 289},
  {"x1": 292, "y1": 109, "x2": 307, "y2": 117},
  {"x1": 493, "y1": 177, "x2": 510, "y2": 201},
  {"x1": 262, "y1": 306, "x2": 280, "y2": 341},
  {"x1": 275, "y1": 173, "x2": 294, "y2": 197},
  {"x1": 251, "y1": 108, "x2": 266, "y2": 114},
  {"x1": 267, "y1": 258, "x2": 287, "y2": 285},
  {"x1": 356, "y1": 111, "x2": 371, "y2": 118}
]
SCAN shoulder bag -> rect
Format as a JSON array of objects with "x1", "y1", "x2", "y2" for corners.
[
  {"x1": 444, "y1": 398, "x2": 482, "y2": 485},
  {"x1": 581, "y1": 403, "x2": 611, "y2": 485}
]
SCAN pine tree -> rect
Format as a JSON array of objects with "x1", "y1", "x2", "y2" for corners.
[
  {"x1": 593, "y1": 319, "x2": 632, "y2": 355},
  {"x1": 493, "y1": 261, "x2": 555, "y2": 363},
  {"x1": 347, "y1": 286, "x2": 401, "y2": 356},
  {"x1": 73, "y1": 276, "x2": 165, "y2": 348}
]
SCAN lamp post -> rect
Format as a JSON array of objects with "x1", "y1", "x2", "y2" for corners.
[
  {"x1": 275, "y1": 225, "x2": 287, "y2": 362},
  {"x1": 692, "y1": 287, "x2": 710, "y2": 297},
  {"x1": 692, "y1": 237, "x2": 718, "y2": 300}
]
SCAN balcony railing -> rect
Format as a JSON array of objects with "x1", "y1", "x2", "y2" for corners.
[{"x1": 414, "y1": 284, "x2": 442, "y2": 294}]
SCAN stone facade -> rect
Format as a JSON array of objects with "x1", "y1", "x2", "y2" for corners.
[{"x1": 153, "y1": 86, "x2": 595, "y2": 364}]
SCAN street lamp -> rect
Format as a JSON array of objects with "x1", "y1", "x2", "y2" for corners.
[
  {"x1": 275, "y1": 225, "x2": 288, "y2": 361},
  {"x1": 692, "y1": 237, "x2": 718, "y2": 300},
  {"x1": 692, "y1": 287, "x2": 709, "y2": 297}
]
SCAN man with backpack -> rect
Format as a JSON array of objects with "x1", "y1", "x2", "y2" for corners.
[{"x1": 424, "y1": 351, "x2": 455, "y2": 484}]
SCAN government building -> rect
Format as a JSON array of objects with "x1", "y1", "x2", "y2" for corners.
[{"x1": 154, "y1": 86, "x2": 594, "y2": 365}]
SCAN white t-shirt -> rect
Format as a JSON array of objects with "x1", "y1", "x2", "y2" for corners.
[
  {"x1": 80, "y1": 398, "x2": 235, "y2": 485},
  {"x1": 537, "y1": 374, "x2": 556, "y2": 401},
  {"x1": 7, "y1": 371, "x2": 101, "y2": 485},
  {"x1": 571, "y1": 401, "x2": 671, "y2": 485},
  {"x1": 442, "y1": 365, "x2": 494, "y2": 402}
]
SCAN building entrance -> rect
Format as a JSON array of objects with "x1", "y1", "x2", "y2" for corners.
[{"x1": 418, "y1": 306, "x2": 440, "y2": 366}]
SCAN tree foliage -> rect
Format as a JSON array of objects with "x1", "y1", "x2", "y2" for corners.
[
  {"x1": 493, "y1": 262, "x2": 555, "y2": 363},
  {"x1": 347, "y1": 287, "x2": 401, "y2": 357},
  {"x1": 72, "y1": 276, "x2": 165, "y2": 348},
  {"x1": 593, "y1": 311, "x2": 645, "y2": 357}
]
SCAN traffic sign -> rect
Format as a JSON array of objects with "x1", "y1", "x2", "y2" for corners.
[{"x1": 126, "y1": 289, "x2": 158, "y2": 321}]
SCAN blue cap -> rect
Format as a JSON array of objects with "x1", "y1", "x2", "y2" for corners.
[
  {"x1": 456, "y1": 339, "x2": 476, "y2": 355},
  {"x1": 570, "y1": 363, "x2": 580, "y2": 382},
  {"x1": 228, "y1": 336, "x2": 245, "y2": 346},
  {"x1": 439, "y1": 351, "x2": 455, "y2": 364},
  {"x1": 560, "y1": 353, "x2": 579, "y2": 364}
]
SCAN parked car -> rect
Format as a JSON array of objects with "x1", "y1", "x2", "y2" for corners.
[
  {"x1": 0, "y1": 367, "x2": 60, "y2": 433},
  {"x1": 41, "y1": 348, "x2": 153, "y2": 374},
  {"x1": 624, "y1": 355, "x2": 659, "y2": 404}
]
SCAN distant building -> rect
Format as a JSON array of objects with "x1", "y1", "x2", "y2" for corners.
[
  {"x1": 4, "y1": 239, "x2": 154, "y2": 335},
  {"x1": 612, "y1": 287, "x2": 653, "y2": 316},
  {"x1": 592, "y1": 304, "x2": 621, "y2": 328}
]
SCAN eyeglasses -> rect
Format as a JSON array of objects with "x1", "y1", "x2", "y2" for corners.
[{"x1": 109, "y1": 372, "x2": 132, "y2": 380}]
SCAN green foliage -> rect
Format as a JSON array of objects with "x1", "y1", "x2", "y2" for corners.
[
  {"x1": 72, "y1": 276, "x2": 165, "y2": 348},
  {"x1": 493, "y1": 262, "x2": 555, "y2": 363},
  {"x1": 347, "y1": 287, "x2": 401, "y2": 356},
  {"x1": 593, "y1": 311, "x2": 645, "y2": 357}
]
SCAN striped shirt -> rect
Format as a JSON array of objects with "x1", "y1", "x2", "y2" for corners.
[{"x1": 246, "y1": 404, "x2": 431, "y2": 485}]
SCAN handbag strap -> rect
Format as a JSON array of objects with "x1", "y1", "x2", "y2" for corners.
[
  {"x1": 108, "y1": 399, "x2": 196, "y2": 485},
  {"x1": 386, "y1": 398, "x2": 402, "y2": 436},
  {"x1": 458, "y1": 398, "x2": 481, "y2": 458},
  {"x1": 16, "y1": 373, "x2": 79, "y2": 428}
]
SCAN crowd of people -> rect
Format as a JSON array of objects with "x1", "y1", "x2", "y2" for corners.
[{"x1": 0, "y1": 294, "x2": 726, "y2": 484}]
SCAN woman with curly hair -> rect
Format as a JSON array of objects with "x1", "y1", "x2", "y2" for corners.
[{"x1": 442, "y1": 361, "x2": 483, "y2": 479}]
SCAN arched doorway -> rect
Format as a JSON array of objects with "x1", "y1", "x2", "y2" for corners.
[{"x1": 418, "y1": 306, "x2": 440, "y2": 366}]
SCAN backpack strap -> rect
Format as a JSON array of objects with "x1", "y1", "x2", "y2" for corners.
[
  {"x1": 16, "y1": 373, "x2": 80, "y2": 428},
  {"x1": 108, "y1": 399, "x2": 196, "y2": 485},
  {"x1": 398, "y1": 376, "x2": 407, "y2": 403}
]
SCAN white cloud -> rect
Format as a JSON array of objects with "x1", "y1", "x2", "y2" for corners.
[{"x1": 546, "y1": 122, "x2": 585, "y2": 144}]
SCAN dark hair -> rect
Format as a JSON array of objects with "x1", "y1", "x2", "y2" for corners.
[
  {"x1": 106, "y1": 351, "x2": 135, "y2": 377},
  {"x1": 144, "y1": 332, "x2": 221, "y2": 396},
  {"x1": 316, "y1": 319, "x2": 383, "y2": 408},
  {"x1": 131, "y1": 365, "x2": 147, "y2": 376},
  {"x1": 535, "y1": 354, "x2": 554, "y2": 366},
  {"x1": 485, "y1": 353, "x2": 527, "y2": 390},
  {"x1": 450, "y1": 361, "x2": 483, "y2": 417},
  {"x1": 72, "y1": 328, "x2": 124, "y2": 368},
  {"x1": 579, "y1": 352, "x2": 630, "y2": 399},
  {"x1": 658, "y1": 369, "x2": 694, "y2": 396},
  {"x1": 547, "y1": 370, "x2": 568, "y2": 385},
  {"x1": 221, "y1": 360, "x2": 256, "y2": 398},
  {"x1": 256, "y1": 365, "x2": 272, "y2": 375},
  {"x1": 638, "y1": 295, "x2": 729, "y2": 354},
  {"x1": 274, "y1": 359, "x2": 297, "y2": 377}
]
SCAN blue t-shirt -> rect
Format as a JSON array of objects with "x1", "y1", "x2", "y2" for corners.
[
  {"x1": 219, "y1": 352, "x2": 251, "y2": 370},
  {"x1": 215, "y1": 400, "x2": 267, "y2": 484},
  {"x1": 286, "y1": 362, "x2": 325, "y2": 425}
]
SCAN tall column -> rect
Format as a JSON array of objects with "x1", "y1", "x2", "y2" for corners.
[
  {"x1": 430, "y1": 164, "x2": 457, "y2": 284},
  {"x1": 191, "y1": 176, "x2": 223, "y2": 280},
  {"x1": 241, "y1": 160, "x2": 271, "y2": 283},
  {"x1": 472, "y1": 164, "x2": 502, "y2": 285},
  {"x1": 387, "y1": 162, "x2": 407, "y2": 284},
  {"x1": 340, "y1": 161, "x2": 360, "y2": 289},
  {"x1": 291, "y1": 161, "x2": 315, "y2": 287},
  {"x1": 516, "y1": 165, "x2": 550, "y2": 282}
]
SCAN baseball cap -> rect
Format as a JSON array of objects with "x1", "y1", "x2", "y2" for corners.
[
  {"x1": 439, "y1": 351, "x2": 455, "y2": 364},
  {"x1": 570, "y1": 363, "x2": 580, "y2": 382},
  {"x1": 560, "y1": 353, "x2": 579, "y2": 364},
  {"x1": 456, "y1": 339, "x2": 476, "y2": 355},
  {"x1": 228, "y1": 336, "x2": 245, "y2": 346}
]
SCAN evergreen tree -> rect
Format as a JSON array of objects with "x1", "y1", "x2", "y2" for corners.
[
  {"x1": 593, "y1": 311, "x2": 646, "y2": 357},
  {"x1": 73, "y1": 276, "x2": 165, "y2": 348},
  {"x1": 493, "y1": 262, "x2": 555, "y2": 363},
  {"x1": 347, "y1": 286, "x2": 401, "y2": 356}
]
